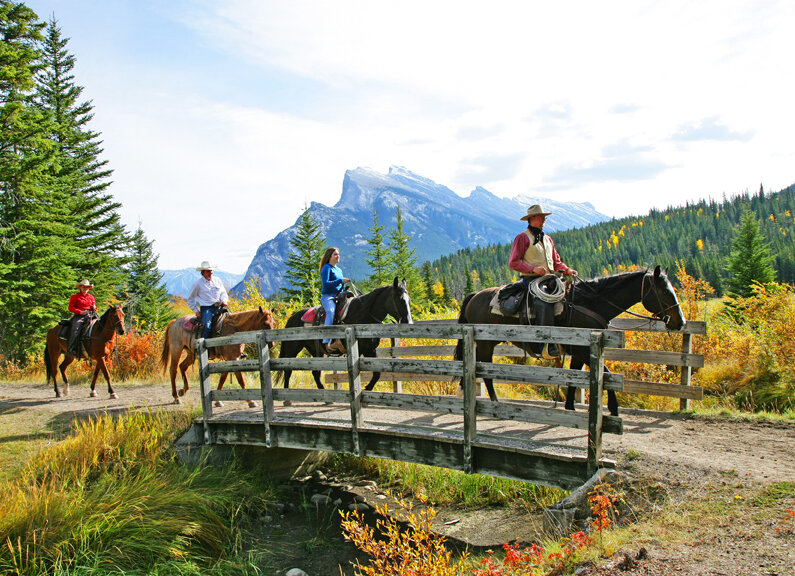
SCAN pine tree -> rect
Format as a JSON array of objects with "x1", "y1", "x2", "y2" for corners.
[
  {"x1": 386, "y1": 206, "x2": 421, "y2": 291},
  {"x1": 0, "y1": 2, "x2": 59, "y2": 362},
  {"x1": 464, "y1": 264, "x2": 474, "y2": 295},
  {"x1": 365, "y1": 209, "x2": 391, "y2": 286},
  {"x1": 34, "y1": 17, "x2": 129, "y2": 302},
  {"x1": 421, "y1": 262, "x2": 435, "y2": 305},
  {"x1": 724, "y1": 210, "x2": 776, "y2": 297},
  {"x1": 283, "y1": 206, "x2": 326, "y2": 305},
  {"x1": 123, "y1": 223, "x2": 175, "y2": 332}
]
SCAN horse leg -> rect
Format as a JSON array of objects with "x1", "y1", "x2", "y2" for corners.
[
  {"x1": 214, "y1": 372, "x2": 229, "y2": 407},
  {"x1": 233, "y1": 370, "x2": 258, "y2": 408},
  {"x1": 59, "y1": 355, "x2": 74, "y2": 397},
  {"x1": 46, "y1": 342, "x2": 62, "y2": 398},
  {"x1": 564, "y1": 351, "x2": 617, "y2": 416},
  {"x1": 178, "y1": 354, "x2": 193, "y2": 398},
  {"x1": 95, "y1": 357, "x2": 117, "y2": 399},
  {"x1": 605, "y1": 366, "x2": 618, "y2": 416}
]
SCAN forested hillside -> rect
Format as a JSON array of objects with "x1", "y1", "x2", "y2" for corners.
[{"x1": 430, "y1": 184, "x2": 795, "y2": 297}]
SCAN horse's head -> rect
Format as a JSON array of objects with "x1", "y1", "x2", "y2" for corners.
[
  {"x1": 389, "y1": 277, "x2": 413, "y2": 324},
  {"x1": 110, "y1": 304, "x2": 126, "y2": 335},
  {"x1": 257, "y1": 306, "x2": 277, "y2": 348},
  {"x1": 642, "y1": 266, "x2": 685, "y2": 331}
]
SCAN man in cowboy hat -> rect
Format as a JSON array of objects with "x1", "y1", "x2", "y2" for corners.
[
  {"x1": 509, "y1": 204, "x2": 577, "y2": 355},
  {"x1": 187, "y1": 261, "x2": 229, "y2": 339},
  {"x1": 68, "y1": 279, "x2": 98, "y2": 356}
]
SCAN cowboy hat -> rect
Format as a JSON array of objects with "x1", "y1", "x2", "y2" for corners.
[
  {"x1": 195, "y1": 260, "x2": 216, "y2": 271},
  {"x1": 520, "y1": 204, "x2": 552, "y2": 221},
  {"x1": 75, "y1": 279, "x2": 93, "y2": 288}
]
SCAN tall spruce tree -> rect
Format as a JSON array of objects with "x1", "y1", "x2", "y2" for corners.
[
  {"x1": 283, "y1": 206, "x2": 326, "y2": 305},
  {"x1": 725, "y1": 210, "x2": 776, "y2": 297},
  {"x1": 386, "y1": 206, "x2": 421, "y2": 292},
  {"x1": 123, "y1": 223, "x2": 174, "y2": 332},
  {"x1": 365, "y1": 209, "x2": 391, "y2": 286},
  {"x1": 0, "y1": 2, "x2": 59, "y2": 362},
  {"x1": 34, "y1": 17, "x2": 128, "y2": 302}
]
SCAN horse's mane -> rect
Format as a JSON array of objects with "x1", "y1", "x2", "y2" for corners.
[
  {"x1": 96, "y1": 305, "x2": 115, "y2": 329},
  {"x1": 572, "y1": 269, "x2": 650, "y2": 304},
  {"x1": 226, "y1": 308, "x2": 270, "y2": 329}
]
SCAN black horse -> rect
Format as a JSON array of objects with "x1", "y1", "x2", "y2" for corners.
[
  {"x1": 278, "y1": 277, "x2": 413, "y2": 392},
  {"x1": 455, "y1": 266, "x2": 685, "y2": 415}
]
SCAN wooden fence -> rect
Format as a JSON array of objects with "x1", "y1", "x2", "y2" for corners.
[
  {"x1": 194, "y1": 323, "x2": 640, "y2": 490},
  {"x1": 325, "y1": 318, "x2": 706, "y2": 411}
]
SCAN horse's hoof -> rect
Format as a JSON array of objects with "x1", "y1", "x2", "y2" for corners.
[
  {"x1": 55, "y1": 392, "x2": 62, "y2": 399},
  {"x1": 178, "y1": 388, "x2": 187, "y2": 397},
  {"x1": 247, "y1": 400, "x2": 258, "y2": 408},
  {"x1": 564, "y1": 404, "x2": 575, "y2": 411},
  {"x1": 110, "y1": 393, "x2": 118, "y2": 400},
  {"x1": 64, "y1": 387, "x2": 70, "y2": 396},
  {"x1": 283, "y1": 399, "x2": 293, "y2": 407},
  {"x1": 214, "y1": 400, "x2": 224, "y2": 408},
  {"x1": 173, "y1": 397, "x2": 182, "y2": 405},
  {"x1": 90, "y1": 390, "x2": 97, "y2": 398}
]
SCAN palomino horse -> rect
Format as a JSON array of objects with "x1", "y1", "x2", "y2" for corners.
[
  {"x1": 160, "y1": 306, "x2": 276, "y2": 406},
  {"x1": 44, "y1": 305, "x2": 126, "y2": 399},
  {"x1": 278, "y1": 278, "x2": 413, "y2": 394},
  {"x1": 456, "y1": 266, "x2": 685, "y2": 415}
]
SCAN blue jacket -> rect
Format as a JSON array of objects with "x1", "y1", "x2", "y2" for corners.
[{"x1": 321, "y1": 264, "x2": 345, "y2": 296}]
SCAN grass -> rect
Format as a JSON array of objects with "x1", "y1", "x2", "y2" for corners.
[{"x1": 330, "y1": 454, "x2": 567, "y2": 510}]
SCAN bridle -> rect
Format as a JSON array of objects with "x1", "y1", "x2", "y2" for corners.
[{"x1": 640, "y1": 273, "x2": 681, "y2": 327}]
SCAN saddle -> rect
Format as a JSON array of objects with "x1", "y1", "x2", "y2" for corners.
[
  {"x1": 182, "y1": 307, "x2": 229, "y2": 337},
  {"x1": 490, "y1": 277, "x2": 570, "y2": 323},
  {"x1": 58, "y1": 315, "x2": 99, "y2": 358},
  {"x1": 301, "y1": 290, "x2": 353, "y2": 326}
]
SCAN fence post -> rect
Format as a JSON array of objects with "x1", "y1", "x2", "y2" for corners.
[
  {"x1": 195, "y1": 338, "x2": 213, "y2": 445},
  {"x1": 462, "y1": 325, "x2": 477, "y2": 474},
  {"x1": 587, "y1": 331, "x2": 604, "y2": 477},
  {"x1": 345, "y1": 326, "x2": 362, "y2": 456},
  {"x1": 391, "y1": 337, "x2": 402, "y2": 393},
  {"x1": 257, "y1": 331, "x2": 274, "y2": 447},
  {"x1": 680, "y1": 332, "x2": 692, "y2": 411}
]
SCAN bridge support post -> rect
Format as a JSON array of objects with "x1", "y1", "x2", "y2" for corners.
[
  {"x1": 587, "y1": 331, "x2": 604, "y2": 477},
  {"x1": 345, "y1": 326, "x2": 362, "y2": 456},
  {"x1": 195, "y1": 338, "x2": 213, "y2": 444},
  {"x1": 257, "y1": 331, "x2": 274, "y2": 447},
  {"x1": 462, "y1": 325, "x2": 477, "y2": 474}
]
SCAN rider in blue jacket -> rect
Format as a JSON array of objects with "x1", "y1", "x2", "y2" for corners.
[{"x1": 319, "y1": 247, "x2": 349, "y2": 353}]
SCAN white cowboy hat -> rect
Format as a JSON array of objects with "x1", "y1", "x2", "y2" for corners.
[
  {"x1": 75, "y1": 279, "x2": 94, "y2": 288},
  {"x1": 520, "y1": 204, "x2": 552, "y2": 221},
  {"x1": 195, "y1": 260, "x2": 216, "y2": 271}
]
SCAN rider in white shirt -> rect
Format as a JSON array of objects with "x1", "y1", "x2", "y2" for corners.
[{"x1": 187, "y1": 261, "x2": 229, "y2": 338}]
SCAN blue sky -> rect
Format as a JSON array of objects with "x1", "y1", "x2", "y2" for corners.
[{"x1": 24, "y1": 0, "x2": 795, "y2": 273}]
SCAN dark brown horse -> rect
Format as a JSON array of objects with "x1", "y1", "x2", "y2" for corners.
[
  {"x1": 160, "y1": 307, "x2": 277, "y2": 406},
  {"x1": 44, "y1": 305, "x2": 126, "y2": 399},
  {"x1": 456, "y1": 266, "x2": 685, "y2": 415},
  {"x1": 278, "y1": 278, "x2": 413, "y2": 394}
]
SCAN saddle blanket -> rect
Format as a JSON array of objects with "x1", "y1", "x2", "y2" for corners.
[
  {"x1": 300, "y1": 298, "x2": 354, "y2": 325},
  {"x1": 301, "y1": 307, "x2": 319, "y2": 323},
  {"x1": 182, "y1": 316, "x2": 201, "y2": 331}
]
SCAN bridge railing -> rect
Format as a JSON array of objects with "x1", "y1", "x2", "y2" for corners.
[
  {"x1": 331, "y1": 318, "x2": 706, "y2": 410},
  {"x1": 195, "y1": 323, "x2": 625, "y2": 487}
]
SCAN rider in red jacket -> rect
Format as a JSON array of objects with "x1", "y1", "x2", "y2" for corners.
[{"x1": 68, "y1": 279, "x2": 97, "y2": 356}]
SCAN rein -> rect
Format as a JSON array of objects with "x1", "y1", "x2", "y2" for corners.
[{"x1": 570, "y1": 271, "x2": 671, "y2": 327}]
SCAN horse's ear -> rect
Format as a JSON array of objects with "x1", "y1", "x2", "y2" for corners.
[
  {"x1": 400, "y1": 278, "x2": 408, "y2": 290},
  {"x1": 259, "y1": 306, "x2": 263, "y2": 313},
  {"x1": 653, "y1": 265, "x2": 662, "y2": 278},
  {"x1": 393, "y1": 277, "x2": 399, "y2": 287}
]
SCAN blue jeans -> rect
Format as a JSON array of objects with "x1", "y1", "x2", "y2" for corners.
[
  {"x1": 199, "y1": 305, "x2": 220, "y2": 339},
  {"x1": 320, "y1": 294, "x2": 336, "y2": 344}
]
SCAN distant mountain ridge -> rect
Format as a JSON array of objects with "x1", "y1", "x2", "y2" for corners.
[
  {"x1": 160, "y1": 268, "x2": 244, "y2": 299},
  {"x1": 234, "y1": 166, "x2": 611, "y2": 296}
]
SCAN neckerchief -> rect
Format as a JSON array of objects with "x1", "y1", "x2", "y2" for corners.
[{"x1": 528, "y1": 225, "x2": 544, "y2": 245}]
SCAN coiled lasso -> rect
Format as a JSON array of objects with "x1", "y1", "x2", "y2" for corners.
[{"x1": 528, "y1": 274, "x2": 567, "y2": 303}]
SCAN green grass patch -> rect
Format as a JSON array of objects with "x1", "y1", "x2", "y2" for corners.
[{"x1": 330, "y1": 454, "x2": 566, "y2": 510}]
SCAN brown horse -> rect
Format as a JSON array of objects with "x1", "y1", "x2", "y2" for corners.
[
  {"x1": 160, "y1": 307, "x2": 276, "y2": 406},
  {"x1": 44, "y1": 305, "x2": 126, "y2": 399}
]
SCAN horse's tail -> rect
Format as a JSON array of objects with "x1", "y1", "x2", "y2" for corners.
[
  {"x1": 160, "y1": 320, "x2": 175, "y2": 372},
  {"x1": 44, "y1": 345, "x2": 52, "y2": 383},
  {"x1": 453, "y1": 292, "x2": 477, "y2": 360}
]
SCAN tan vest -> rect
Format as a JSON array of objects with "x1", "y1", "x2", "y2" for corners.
[{"x1": 521, "y1": 230, "x2": 554, "y2": 275}]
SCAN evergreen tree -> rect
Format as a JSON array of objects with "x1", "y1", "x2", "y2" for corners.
[
  {"x1": 283, "y1": 206, "x2": 326, "y2": 305},
  {"x1": 365, "y1": 209, "x2": 390, "y2": 286},
  {"x1": 724, "y1": 210, "x2": 776, "y2": 297},
  {"x1": 464, "y1": 264, "x2": 474, "y2": 295},
  {"x1": 123, "y1": 223, "x2": 175, "y2": 332},
  {"x1": 34, "y1": 17, "x2": 129, "y2": 301},
  {"x1": 421, "y1": 262, "x2": 435, "y2": 305},
  {"x1": 0, "y1": 2, "x2": 58, "y2": 362},
  {"x1": 386, "y1": 206, "x2": 421, "y2": 291}
]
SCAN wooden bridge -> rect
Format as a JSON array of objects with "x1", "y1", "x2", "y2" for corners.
[{"x1": 193, "y1": 319, "x2": 705, "y2": 491}]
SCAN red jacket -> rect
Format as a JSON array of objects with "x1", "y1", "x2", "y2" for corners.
[{"x1": 69, "y1": 292, "x2": 96, "y2": 315}]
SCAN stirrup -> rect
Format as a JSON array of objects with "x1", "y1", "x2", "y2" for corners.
[{"x1": 542, "y1": 343, "x2": 561, "y2": 359}]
